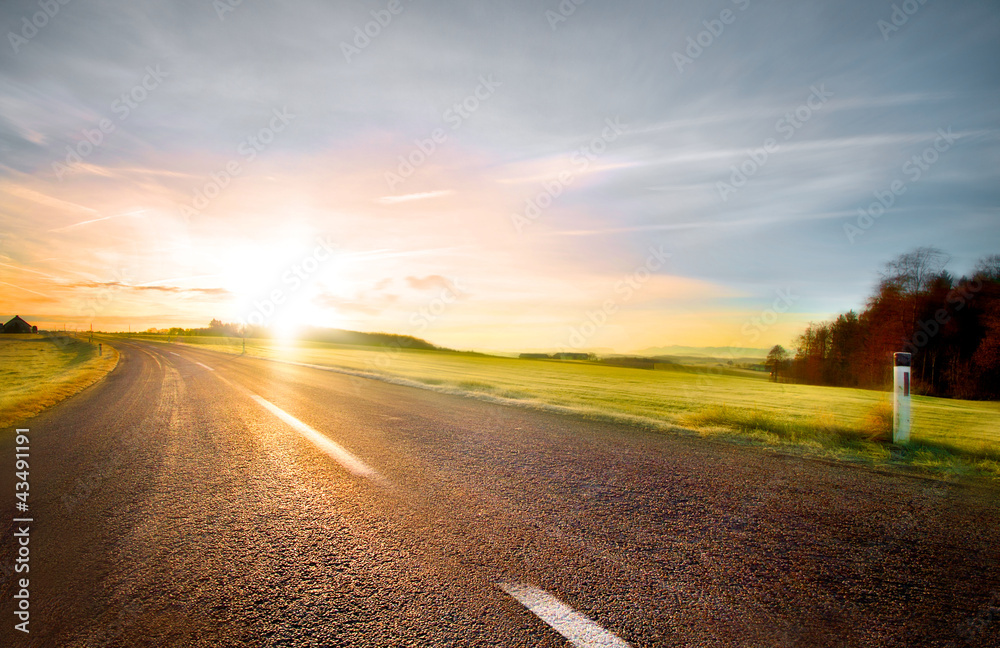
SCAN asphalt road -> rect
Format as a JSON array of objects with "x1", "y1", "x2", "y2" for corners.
[{"x1": 2, "y1": 340, "x2": 999, "y2": 647}]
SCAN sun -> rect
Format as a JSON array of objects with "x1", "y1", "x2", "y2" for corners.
[
  {"x1": 269, "y1": 299, "x2": 309, "y2": 341},
  {"x1": 209, "y1": 231, "x2": 349, "y2": 339},
  {"x1": 217, "y1": 242, "x2": 296, "y2": 304}
]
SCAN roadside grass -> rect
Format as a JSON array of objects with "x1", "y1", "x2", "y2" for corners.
[
  {"x1": 679, "y1": 402, "x2": 1000, "y2": 479},
  {"x1": 123, "y1": 334, "x2": 1000, "y2": 481},
  {"x1": 0, "y1": 334, "x2": 118, "y2": 429}
]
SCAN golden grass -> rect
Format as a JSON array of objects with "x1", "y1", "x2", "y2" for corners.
[
  {"x1": 125, "y1": 334, "x2": 1000, "y2": 481},
  {"x1": 0, "y1": 334, "x2": 118, "y2": 429}
]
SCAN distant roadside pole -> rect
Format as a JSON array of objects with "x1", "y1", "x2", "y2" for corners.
[{"x1": 893, "y1": 352, "x2": 912, "y2": 443}]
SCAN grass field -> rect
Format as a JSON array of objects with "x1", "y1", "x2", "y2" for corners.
[
  {"x1": 122, "y1": 334, "x2": 1000, "y2": 481},
  {"x1": 0, "y1": 334, "x2": 119, "y2": 430}
]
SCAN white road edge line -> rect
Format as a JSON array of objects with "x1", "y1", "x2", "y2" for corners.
[
  {"x1": 169, "y1": 352, "x2": 181, "y2": 356},
  {"x1": 499, "y1": 583, "x2": 631, "y2": 648},
  {"x1": 250, "y1": 395, "x2": 382, "y2": 482},
  {"x1": 195, "y1": 361, "x2": 214, "y2": 371}
]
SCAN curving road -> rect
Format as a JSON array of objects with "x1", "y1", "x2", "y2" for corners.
[{"x1": 2, "y1": 340, "x2": 999, "y2": 647}]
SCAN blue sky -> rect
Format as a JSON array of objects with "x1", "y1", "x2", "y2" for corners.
[{"x1": 1, "y1": 0, "x2": 998, "y2": 351}]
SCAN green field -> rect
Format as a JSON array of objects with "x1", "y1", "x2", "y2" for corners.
[
  {"x1": 0, "y1": 334, "x2": 119, "y2": 429},
  {"x1": 121, "y1": 334, "x2": 1000, "y2": 481}
]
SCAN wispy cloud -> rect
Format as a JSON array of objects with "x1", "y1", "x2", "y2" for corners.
[
  {"x1": 0, "y1": 261, "x2": 60, "y2": 278},
  {"x1": 0, "y1": 280, "x2": 52, "y2": 298},
  {"x1": 69, "y1": 281, "x2": 230, "y2": 296},
  {"x1": 405, "y1": 274, "x2": 464, "y2": 294},
  {"x1": 0, "y1": 0, "x2": 995, "y2": 349},
  {"x1": 48, "y1": 209, "x2": 146, "y2": 233},
  {"x1": 136, "y1": 274, "x2": 225, "y2": 287},
  {"x1": 378, "y1": 190, "x2": 454, "y2": 204},
  {"x1": 3, "y1": 185, "x2": 96, "y2": 214}
]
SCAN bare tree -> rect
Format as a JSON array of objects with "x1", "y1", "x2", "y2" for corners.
[
  {"x1": 878, "y1": 246, "x2": 950, "y2": 329},
  {"x1": 973, "y1": 254, "x2": 1000, "y2": 282},
  {"x1": 879, "y1": 246, "x2": 950, "y2": 296}
]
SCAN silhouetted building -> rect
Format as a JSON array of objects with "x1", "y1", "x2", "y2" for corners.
[
  {"x1": 555, "y1": 352, "x2": 589, "y2": 360},
  {"x1": 2, "y1": 315, "x2": 37, "y2": 334}
]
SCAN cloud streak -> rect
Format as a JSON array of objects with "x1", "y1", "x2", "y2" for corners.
[{"x1": 0, "y1": 0, "x2": 996, "y2": 350}]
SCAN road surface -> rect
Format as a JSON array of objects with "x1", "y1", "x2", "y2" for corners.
[{"x1": 2, "y1": 340, "x2": 999, "y2": 647}]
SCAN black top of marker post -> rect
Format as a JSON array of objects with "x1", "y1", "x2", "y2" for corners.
[{"x1": 894, "y1": 352, "x2": 912, "y2": 367}]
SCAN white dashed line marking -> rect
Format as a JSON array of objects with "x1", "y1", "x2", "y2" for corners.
[
  {"x1": 195, "y1": 362, "x2": 214, "y2": 371},
  {"x1": 169, "y1": 352, "x2": 181, "y2": 356},
  {"x1": 499, "y1": 583, "x2": 631, "y2": 648},
  {"x1": 250, "y1": 395, "x2": 382, "y2": 482}
]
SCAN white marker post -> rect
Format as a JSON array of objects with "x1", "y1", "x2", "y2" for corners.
[{"x1": 893, "y1": 352, "x2": 911, "y2": 444}]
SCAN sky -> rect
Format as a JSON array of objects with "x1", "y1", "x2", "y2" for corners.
[{"x1": 1, "y1": 0, "x2": 998, "y2": 353}]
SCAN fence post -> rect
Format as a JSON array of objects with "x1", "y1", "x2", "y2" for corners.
[{"x1": 893, "y1": 352, "x2": 911, "y2": 443}]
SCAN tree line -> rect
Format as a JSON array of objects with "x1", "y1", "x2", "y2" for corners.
[{"x1": 766, "y1": 248, "x2": 1000, "y2": 400}]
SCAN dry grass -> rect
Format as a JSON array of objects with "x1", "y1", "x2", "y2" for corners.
[
  {"x1": 680, "y1": 401, "x2": 1000, "y2": 480},
  {"x1": 859, "y1": 399, "x2": 894, "y2": 443},
  {"x1": 0, "y1": 334, "x2": 118, "y2": 430}
]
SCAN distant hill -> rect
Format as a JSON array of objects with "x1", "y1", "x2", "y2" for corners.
[
  {"x1": 630, "y1": 345, "x2": 769, "y2": 359},
  {"x1": 297, "y1": 327, "x2": 438, "y2": 350},
  {"x1": 172, "y1": 322, "x2": 440, "y2": 351}
]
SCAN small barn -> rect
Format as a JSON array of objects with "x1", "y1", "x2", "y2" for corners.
[{"x1": 2, "y1": 315, "x2": 37, "y2": 334}]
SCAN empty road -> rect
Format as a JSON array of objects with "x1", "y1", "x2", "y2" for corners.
[{"x1": 2, "y1": 340, "x2": 999, "y2": 647}]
